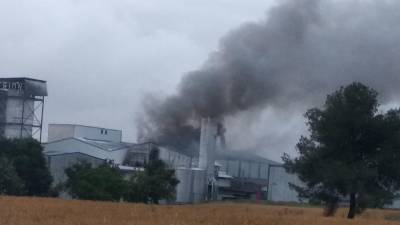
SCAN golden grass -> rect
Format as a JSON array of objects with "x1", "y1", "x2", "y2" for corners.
[{"x1": 0, "y1": 196, "x2": 399, "y2": 225}]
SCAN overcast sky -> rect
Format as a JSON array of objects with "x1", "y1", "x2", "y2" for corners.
[
  {"x1": 6, "y1": 0, "x2": 399, "y2": 162},
  {"x1": 0, "y1": 0, "x2": 277, "y2": 146}
]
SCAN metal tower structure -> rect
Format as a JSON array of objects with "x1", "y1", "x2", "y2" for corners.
[{"x1": 0, "y1": 77, "x2": 47, "y2": 142}]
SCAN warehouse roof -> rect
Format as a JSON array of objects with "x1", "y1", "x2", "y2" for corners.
[
  {"x1": 216, "y1": 150, "x2": 280, "y2": 165},
  {"x1": 0, "y1": 77, "x2": 46, "y2": 83},
  {"x1": 44, "y1": 138, "x2": 169, "y2": 165},
  {"x1": 78, "y1": 138, "x2": 133, "y2": 151},
  {"x1": 43, "y1": 137, "x2": 130, "y2": 164},
  {"x1": 45, "y1": 137, "x2": 134, "y2": 152}
]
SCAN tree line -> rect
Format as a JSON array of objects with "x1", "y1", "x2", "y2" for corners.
[{"x1": 0, "y1": 139, "x2": 178, "y2": 204}]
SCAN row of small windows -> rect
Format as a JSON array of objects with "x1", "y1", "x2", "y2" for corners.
[{"x1": 100, "y1": 129, "x2": 108, "y2": 135}]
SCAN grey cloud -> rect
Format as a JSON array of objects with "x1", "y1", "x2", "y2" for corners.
[
  {"x1": 0, "y1": 0, "x2": 272, "y2": 141},
  {"x1": 139, "y1": 0, "x2": 400, "y2": 160}
]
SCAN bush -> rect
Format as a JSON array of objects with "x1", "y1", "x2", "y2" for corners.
[
  {"x1": 0, "y1": 138, "x2": 52, "y2": 196},
  {"x1": 0, "y1": 157, "x2": 25, "y2": 195},
  {"x1": 65, "y1": 158, "x2": 179, "y2": 204},
  {"x1": 124, "y1": 160, "x2": 179, "y2": 204},
  {"x1": 65, "y1": 162, "x2": 127, "y2": 201}
]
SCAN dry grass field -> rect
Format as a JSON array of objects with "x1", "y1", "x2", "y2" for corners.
[{"x1": 0, "y1": 197, "x2": 400, "y2": 225}]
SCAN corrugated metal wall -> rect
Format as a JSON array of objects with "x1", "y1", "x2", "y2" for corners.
[
  {"x1": 268, "y1": 166, "x2": 303, "y2": 202},
  {"x1": 47, "y1": 153, "x2": 105, "y2": 185},
  {"x1": 0, "y1": 90, "x2": 7, "y2": 136}
]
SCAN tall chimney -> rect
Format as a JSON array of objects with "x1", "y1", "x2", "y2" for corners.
[{"x1": 199, "y1": 118, "x2": 217, "y2": 176}]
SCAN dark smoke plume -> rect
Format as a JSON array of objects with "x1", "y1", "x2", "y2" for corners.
[{"x1": 137, "y1": 0, "x2": 400, "y2": 154}]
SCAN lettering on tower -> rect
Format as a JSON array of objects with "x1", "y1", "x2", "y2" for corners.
[{"x1": 0, "y1": 81, "x2": 24, "y2": 91}]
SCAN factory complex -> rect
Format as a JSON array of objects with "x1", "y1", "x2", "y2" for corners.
[
  {"x1": 4, "y1": 76, "x2": 400, "y2": 207},
  {"x1": 0, "y1": 77, "x2": 306, "y2": 203},
  {"x1": 44, "y1": 123, "x2": 302, "y2": 202}
]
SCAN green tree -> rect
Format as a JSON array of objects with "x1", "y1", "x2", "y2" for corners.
[
  {"x1": 0, "y1": 138, "x2": 52, "y2": 196},
  {"x1": 124, "y1": 172, "x2": 150, "y2": 203},
  {"x1": 0, "y1": 157, "x2": 25, "y2": 195},
  {"x1": 283, "y1": 82, "x2": 400, "y2": 219},
  {"x1": 65, "y1": 161, "x2": 127, "y2": 201},
  {"x1": 125, "y1": 159, "x2": 179, "y2": 204}
]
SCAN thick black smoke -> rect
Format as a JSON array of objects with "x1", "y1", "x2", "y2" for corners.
[{"x1": 137, "y1": 0, "x2": 400, "y2": 154}]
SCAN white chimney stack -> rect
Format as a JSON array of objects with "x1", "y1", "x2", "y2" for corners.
[{"x1": 199, "y1": 118, "x2": 218, "y2": 176}]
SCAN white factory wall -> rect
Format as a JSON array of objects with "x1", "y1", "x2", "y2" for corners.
[
  {"x1": 74, "y1": 125, "x2": 122, "y2": 142},
  {"x1": 192, "y1": 168, "x2": 207, "y2": 202},
  {"x1": 268, "y1": 166, "x2": 303, "y2": 203},
  {"x1": 175, "y1": 167, "x2": 207, "y2": 203},
  {"x1": 175, "y1": 168, "x2": 192, "y2": 203},
  {"x1": 48, "y1": 124, "x2": 75, "y2": 142},
  {"x1": 46, "y1": 152, "x2": 105, "y2": 185},
  {"x1": 48, "y1": 124, "x2": 122, "y2": 142}
]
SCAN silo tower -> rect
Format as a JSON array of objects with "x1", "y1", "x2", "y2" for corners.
[{"x1": 0, "y1": 78, "x2": 47, "y2": 141}]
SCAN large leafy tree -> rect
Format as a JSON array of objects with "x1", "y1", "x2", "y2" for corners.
[
  {"x1": 0, "y1": 157, "x2": 25, "y2": 195},
  {"x1": 65, "y1": 162, "x2": 127, "y2": 201},
  {"x1": 283, "y1": 82, "x2": 400, "y2": 219},
  {"x1": 0, "y1": 138, "x2": 52, "y2": 196},
  {"x1": 125, "y1": 159, "x2": 179, "y2": 204}
]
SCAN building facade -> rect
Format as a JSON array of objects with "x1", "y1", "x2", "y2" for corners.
[
  {"x1": 44, "y1": 124, "x2": 192, "y2": 187},
  {"x1": 44, "y1": 123, "x2": 302, "y2": 203}
]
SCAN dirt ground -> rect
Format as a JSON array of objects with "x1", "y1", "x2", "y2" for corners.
[{"x1": 0, "y1": 196, "x2": 399, "y2": 225}]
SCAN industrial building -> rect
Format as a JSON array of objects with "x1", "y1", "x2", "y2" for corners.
[
  {"x1": 214, "y1": 151, "x2": 302, "y2": 201},
  {"x1": 2, "y1": 76, "x2": 399, "y2": 207},
  {"x1": 0, "y1": 77, "x2": 300, "y2": 203},
  {"x1": 0, "y1": 77, "x2": 302, "y2": 203},
  {"x1": 175, "y1": 118, "x2": 303, "y2": 202},
  {"x1": 44, "y1": 124, "x2": 193, "y2": 185},
  {"x1": 0, "y1": 77, "x2": 47, "y2": 141},
  {"x1": 44, "y1": 121, "x2": 302, "y2": 203}
]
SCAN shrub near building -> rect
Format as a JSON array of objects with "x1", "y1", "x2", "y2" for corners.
[
  {"x1": 0, "y1": 138, "x2": 53, "y2": 196},
  {"x1": 124, "y1": 159, "x2": 179, "y2": 204},
  {"x1": 65, "y1": 162, "x2": 127, "y2": 201},
  {"x1": 64, "y1": 159, "x2": 179, "y2": 204}
]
